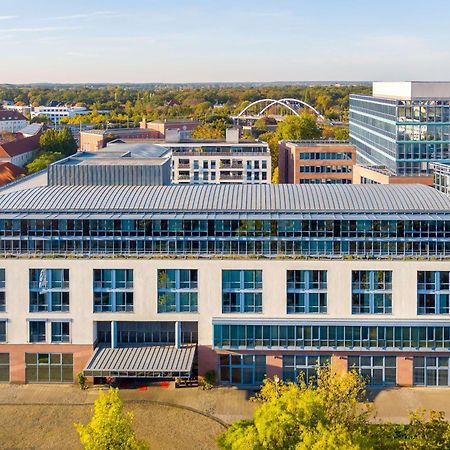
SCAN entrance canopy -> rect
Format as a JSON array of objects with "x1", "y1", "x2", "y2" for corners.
[{"x1": 83, "y1": 345, "x2": 196, "y2": 378}]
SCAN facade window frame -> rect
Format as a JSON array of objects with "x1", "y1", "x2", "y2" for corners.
[
  {"x1": 352, "y1": 270, "x2": 392, "y2": 314},
  {"x1": 222, "y1": 270, "x2": 263, "y2": 313}
]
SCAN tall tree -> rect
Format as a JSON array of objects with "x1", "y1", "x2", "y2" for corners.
[{"x1": 276, "y1": 112, "x2": 322, "y2": 141}]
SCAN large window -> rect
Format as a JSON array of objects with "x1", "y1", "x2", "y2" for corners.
[
  {"x1": 219, "y1": 354, "x2": 266, "y2": 386},
  {"x1": 157, "y1": 269, "x2": 198, "y2": 313},
  {"x1": 414, "y1": 356, "x2": 450, "y2": 386},
  {"x1": 418, "y1": 271, "x2": 450, "y2": 314},
  {"x1": 0, "y1": 353, "x2": 9, "y2": 382},
  {"x1": 0, "y1": 269, "x2": 5, "y2": 312},
  {"x1": 348, "y1": 355, "x2": 396, "y2": 385},
  {"x1": 93, "y1": 269, "x2": 133, "y2": 312},
  {"x1": 287, "y1": 270, "x2": 327, "y2": 314},
  {"x1": 29, "y1": 320, "x2": 70, "y2": 343},
  {"x1": 51, "y1": 322, "x2": 70, "y2": 343},
  {"x1": 29, "y1": 269, "x2": 69, "y2": 312},
  {"x1": 352, "y1": 271, "x2": 392, "y2": 314},
  {"x1": 25, "y1": 353, "x2": 73, "y2": 383},
  {"x1": 213, "y1": 323, "x2": 450, "y2": 350},
  {"x1": 283, "y1": 355, "x2": 331, "y2": 383},
  {"x1": 29, "y1": 321, "x2": 46, "y2": 343},
  {"x1": 0, "y1": 321, "x2": 5, "y2": 343},
  {"x1": 222, "y1": 270, "x2": 262, "y2": 313}
]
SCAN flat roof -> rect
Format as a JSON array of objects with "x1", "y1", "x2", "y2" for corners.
[
  {"x1": 0, "y1": 184, "x2": 448, "y2": 215},
  {"x1": 373, "y1": 81, "x2": 450, "y2": 100}
]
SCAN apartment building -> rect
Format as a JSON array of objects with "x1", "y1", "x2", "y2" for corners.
[
  {"x1": 0, "y1": 182, "x2": 449, "y2": 387},
  {"x1": 0, "y1": 110, "x2": 28, "y2": 133},
  {"x1": 350, "y1": 81, "x2": 450, "y2": 184},
  {"x1": 169, "y1": 128, "x2": 271, "y2": 184},
  {"x1": 278, "y1": 140, "x2": 356, "y2": 184},
  {"x1": 139, "y1": 118, "x2": 200, "y2": 139}
]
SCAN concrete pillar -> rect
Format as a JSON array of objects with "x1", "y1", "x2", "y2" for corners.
[
  {"x1": 111, "y1": 321, "x2": 117, "y2": 349},
  {"x1": 266, "y1": 354, "x2": 283, "y2": 379},
  {"x1": 331, "y1": 354, "x2": 348, "y2": 376},
  {"x1": 198, "y1": 346, "x2": 217, "y2": 378},
  {"x1": 397, "y1": 356, "x2": 413, "y2": 386},
  {"x1": 175, "y1": 321, "x2": 181, "y2": 348}
]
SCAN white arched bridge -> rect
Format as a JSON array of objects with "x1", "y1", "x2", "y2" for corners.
[{"x1": 232, "y1": 98, "x2": 330, "y2": 125}]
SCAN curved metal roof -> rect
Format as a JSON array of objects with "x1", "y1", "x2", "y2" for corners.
[{"x1": 0, "y1": 184, "x2": 448, "y2": 214}]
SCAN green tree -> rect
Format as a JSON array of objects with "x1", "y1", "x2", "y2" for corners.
[
  {"x1": 75, "y1": 388, "x2": 147, "y2": 450},
  {"x1": 26, "y1": 151, "x2": 64, "y2": 174},
  {"x1": 39, "y1": 128, "x2": 77, "y2": 156},
  {"x1": 277, "y1": 112, "x2": 322, "y2": 141},
  {"x1": 191, "y1": 123, "x2": 224, "y2": 139},
  {"x1": 259, "y1": 131, "x2": 280, "y2": 175},
  {"x1": 218, "y1": 369, "x2": 372, "y2": 450},
  {"x1": 333, "y1": 127, "x2": 349, "y2": 140}
]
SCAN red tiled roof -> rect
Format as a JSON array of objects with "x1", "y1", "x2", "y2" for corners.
[
  {"x1": 0, "y1": 162, "x2": 26, "y2": 186},
  {"x1": 0, "y1": 110, "x2": 27, "y2": 121},
  {"x1": 0, "y1": 134, "x2": 41, "y2": 158}
]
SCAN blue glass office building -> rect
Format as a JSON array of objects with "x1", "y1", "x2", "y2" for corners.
[{"x1": 350, "y1": 82, "x2": 450, "y2": 176}]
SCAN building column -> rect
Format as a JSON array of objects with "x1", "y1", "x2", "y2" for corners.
[
  {"x1": 111, "y1": 321, "x2": 117, "y2": 349},
  {"x1": 331, "y1": 354, "x2": 348, "y2": 376},
  {"x1": 197, "y1": 346, "x2": 218, "y2": 379},
  {"x1": 175, "y1": 321, "x2": 181, "y2": 349},
  {"x1": 266, "y1": 354, "x2": 283, "y2": 379},
  {"x1": 397, "y1": 356, "x2": 413, "y2": 387}
]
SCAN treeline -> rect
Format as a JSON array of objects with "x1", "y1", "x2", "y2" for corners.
[{"x1": 0, "y1": 84, "x2": 370, "y2": 125}]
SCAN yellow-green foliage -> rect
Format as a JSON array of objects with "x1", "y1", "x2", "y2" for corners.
[{"x1": 75, "y1": 388, "x2": 148, "y2": 450}]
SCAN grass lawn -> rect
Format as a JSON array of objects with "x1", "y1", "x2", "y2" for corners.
[{"x1": 0, "y1": 403, "x2": 225, "y2": 449}]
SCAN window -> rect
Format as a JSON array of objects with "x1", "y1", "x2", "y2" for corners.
[
  {"x1": 219, "y1": 354, "x2": 266, "y2": 386},
  {"x1": 0, "y1": 269, "x2": 5, "y2": 312},
  {"x1": 51, "y1": 322, "x2": 70, "y2": 343},
  {"x1": 222, "y1": 270, "x2": 262, "y2": 313},
  {"x1": 29, "y1": 269, "x2": 69, "y2": 312},
  {"x1": 283, "y1": 355, "x2": 331, "y2": 383},
  {"x1": 29, "y1": 321, "x2": 46, "y2": 343},
  {"x1": 25, "y1": 353, "x2": 73, "y2": 383},
  {"x1": 0, "y1": 353, "x2": 9, "y2": 382},
  {"x1": 287, "y1": 270, "x2": 327, "y2": 313},
  {"x1": 348, "y1": 355, "x2": 396, "y2": 385},
  {"x1": 93, "y1": 269, "x2": 133, "y2": 312},
  {"x1": 352, "y1": 271, "x2": 392, "y2": 314},
  {"x1": 414, "y1": 356, "x2": 450, "y2": 386},
  {"x1": 418, "y1": 271, "x2": 450, "y2": 314},
  {"x1": 157, "y1": 269, "x2": 198, "y2": 313},
  {"x1": 0, "y1": 321, "x2": 5, "y2": 342}
]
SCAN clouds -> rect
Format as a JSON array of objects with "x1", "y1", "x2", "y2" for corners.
[{"x1": 0, "y1": 16, "x2": 16, "y2": 20}]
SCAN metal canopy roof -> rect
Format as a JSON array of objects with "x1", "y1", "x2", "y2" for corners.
[
  {"x1": 0, "y1": 184, "x2": 449, "y2": 215},
  {"x1": 83, "y1": 345, "x2": 196, "y2": 378}
]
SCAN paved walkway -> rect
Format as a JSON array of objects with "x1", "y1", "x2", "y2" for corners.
[{"x1": 1, "y1": 384, "x2": 450, "y2": 424}]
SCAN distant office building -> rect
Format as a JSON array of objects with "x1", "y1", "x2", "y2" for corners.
[
  {"x1": 350, "y1": 82, "x2": 450, "y2": 182},
  {"x1": 169, "y1": 128, "x2": 271, "y2": 184},
  {"x1": 2, "y1": 103, "x2": 32, "y2": 116},
  {"x1": 430, "y1": 162, "x2": 450, "y2": 195},
  {"x1": 140, "y1": 118, "x2": 200, "y2": 140},
  {"x1": 30, "y1": 105, "x2": 89, "y2": 125},
  {"x1": 278, "y1": 141, "x2": 356, "y2": 184},
  {"x1": 0, "y1": 110, "x2": 28, "y2": 133},
  {"x1": 48, "y1": 143, "x2": 171, "y2": 186}
]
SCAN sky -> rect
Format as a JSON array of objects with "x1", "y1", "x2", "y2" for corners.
[{"x1": 1, "y1": 0, "x2": 450, "y2": 84}]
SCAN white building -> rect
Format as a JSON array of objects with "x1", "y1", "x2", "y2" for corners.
[
  {"x1": 0, "y1": 183, "x2": 449, "y2": 386},
  {"x1": 168, "y1": 128, "x2": 271, "y2": 184},
  {"x1": 0, "y1": 110, "x2": 28, "y2": 133},
  {"x1": 30, "y1": 105, "x2": 89, "y2": 125}
]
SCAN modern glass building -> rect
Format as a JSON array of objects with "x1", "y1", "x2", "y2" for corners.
[{"x1": 350, "y1": 82, "x2": 450, "y2": 176}]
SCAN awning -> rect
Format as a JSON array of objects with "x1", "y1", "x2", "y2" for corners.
[{"x1": 83, "y1": 345, "x2": 196, "y2": 378}]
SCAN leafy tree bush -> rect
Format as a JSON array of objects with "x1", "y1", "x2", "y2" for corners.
[
  {"x1": 75, "y1": 388, "x2": 147, "y2": 450},
  {"x1": 26, "y1": 151, "x2": 64, "y2": 174}
]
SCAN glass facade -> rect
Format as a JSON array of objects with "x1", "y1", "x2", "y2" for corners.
[
  {"x1": 1, "y1": 217, "x2": 449, "y2": 258},
  {"x1": 413, "y1": 356, "x2": 450, "y2": 386},
  {"x1": 219, "y1": 354, "x2": 266, "y2": 386},
  {"x1": 93, "y1": 269, "x2": 133, "y2": 312},
  {"x1": 352, "y1": 271, "x2": 392, "y2": 314},
  {"x1": 213, "y1": 323, "x2": 450, "y2": 350},
  {"x1": 29, "y1": 269, "x2": 69, "y2": 312},
  {"x1": 222, "y1": 270, "x2": 262, "y2": 313},
  {"x1": 282, "y1": 354, "x2": 331, "y2": 383},
  {"x1": 350, "y1": 95, "x2": 450, "y2": 175},
  {"x1": 348, "y1": 355, "x2": 396, "y2": 385},
  {"x1": 25, "y1": 353, "x2": 73, "y2": 383},
  {"x1": 418, "y1": 271, "x2": 450, "y2": 314},
  {"x1": 157, "y1": 269, "x2": 198, "y2": 313},
  {"x1": 286, "y1": 270, "x2": 327, "y2": 314}
]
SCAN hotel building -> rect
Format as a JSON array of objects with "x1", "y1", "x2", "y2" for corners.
[
  {"x1": 0, "y1": 182, "x2": 449, "y2": 387},
  {"x1": 350, "y1": 81, "x2": 450, "y2": 184}
]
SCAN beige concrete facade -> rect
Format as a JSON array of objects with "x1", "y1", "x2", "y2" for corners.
[
  {"x1": 352, "y1": 165, "x2": 434, "y2": 185},
  {"x1": 279, "y1": 141, "x2": 356, "y2": 184}
]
